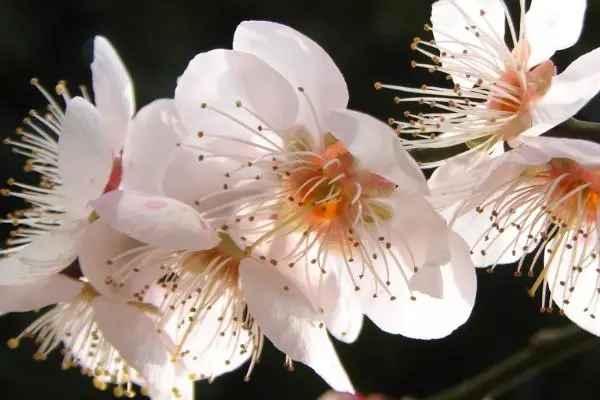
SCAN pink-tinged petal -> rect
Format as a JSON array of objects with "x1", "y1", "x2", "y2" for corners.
[
  {"x1": 91, "y1": 36, "x2": 135, "y2": 153},
  {"x1": 78, "y1": 219, "x2": 162, "y2": 299},
  {"x1": 545, "y1": 233, "x2": 600, "y2": 335},
  {"x1": 431, "y1": 0, "x2": 506, "y2": 88},
  {"x1": 233, "y1": 21, "x2": 348, "y2": 134},
  {"x1": 121, "y1": 99, "x2": 185, "y2": 193},
  {"x1": 324, "y1": 109, "x2": 428, "y2": 195},
  {"x1": 91, "y1": 297, "x2": 184, "y2": 397},
  {"x1": 90, "y1": 190, "x2": 218, "y2": 251},
  {"x1": 0, "y1": 229, "x2": 78, "y2": 285},
  {"x1": 0, "y1": 274, "x2": 83, "y2": 312},
  {"x1": 383, "y1": 190, "x2": 451, "y2": 269},
  {"x1": 363, "y1": 232, "x2": 476, "y2": 338},
  {"x1": 525, "y1": 0, "x2": 586, "y2": 67},
  {"x1": 525, "y1": 47, "x2": 600, "y2": 137},
  {"x1": 175, "y1": 49, "x2": 298, "y2": 154},
  {"x1": 518, "y1": 136, "x2": 600, "y2": 167},
  {"x1": 59, "y1": 97, "x2": 114, "y2": 219},
  {"x1": 240, "y1": 258, "x2": 354, "y2": 393}
]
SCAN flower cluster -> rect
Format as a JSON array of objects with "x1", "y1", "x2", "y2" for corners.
[{"x1": 1, "y1": 0, "x2": 599, "y2": 398}]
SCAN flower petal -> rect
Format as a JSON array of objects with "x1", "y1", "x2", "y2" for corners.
[
  {"x1": 233, "y1": 20, "x2": 348, "y2": 134},
  {"x1": 90, "y1": 190, "x2": 218, "y2": 251},
  {"x1": 91, "y1": 297, "x2": 185, "y2": 397},
  {"x1": 258, "y1": 231, "x2": 363, "y2": 343},
  {"x1": 0, "y1": 274, "x2": 83, "y2": 312},
  {"x1": 59, "y1": 97, "x2": 114, "y2": 219},
  {"x1": 91, "y1": 36, "x2": 135, "y2": 153},
  {"x1": 121, "y1": 99, "x2": 185, "y2": 194},
  {"x1": 518, "y1": 136, "x2": 600, "y2": 167},
  {"x1": 525, "y1": 0, "x2": 587, "y2": 67},
  {"x1": 324, "y1": 109, "x2": 428, "y2": 195},
  {"x1": 0, "y1": 228, "x2": 78, "y2": 285},
  {"x1": 165, "y1": 293, "x2": 253, "y2": 378},
  {"x1": 162, "y1": 153, "x2": 242, "y2": 207},
  {"x1": 526, "y1": 47, "x2": 600, "y2": 137},
  {"x1": 363, "y1": 232, "x2": 476, "y2": 338},
  {"x1": 240, "y1": 258, "x2": 354, "y2": 392},
  {"x1": 382, "y1": 190, "x2": 451, "y2": 269},
  {"x1": 431, "y1": 0, "x2": 506, "y2": 88},
  {"x1": 175, "y1": 49, "x2": 298, "y2": 155},
  {"x1": 545, "y1": 232, "x2": 600, "y2": 335},
  {"x1": 78, "y1": 219, "x2": 162, "y2": 299}
]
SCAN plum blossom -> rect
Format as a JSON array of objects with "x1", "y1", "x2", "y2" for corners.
[
  {"x1": 0, "y1": 36, "x2": 151, "y2": 284},
  {"x1": 173, "y1": 20, "x2": 476, "y2": 339},
  {"x1": 83, "y1": 184, "x2": 354, "y2": 390},
  {"x1": 431, "y1": 135, "x2": 600, "y2": 335},
  {"x1": 0, "y1": 272, "x2": 192, "y2": 398},
  {"x1": 378, "y1": 0, "x2": 600, "y2": 167}
]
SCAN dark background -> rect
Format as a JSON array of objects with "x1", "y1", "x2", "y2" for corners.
[{"x1": 1, "y1": 0, "x2": 599, "y2": 399}]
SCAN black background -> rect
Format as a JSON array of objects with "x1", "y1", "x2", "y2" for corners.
[{"x1": 1, "y1": 0, "x2": 600, "y2": 399}]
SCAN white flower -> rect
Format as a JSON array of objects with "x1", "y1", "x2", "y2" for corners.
[
  {"x1": 173, "y1": 20, "x2": 476, "y2": 340},
  {"x1": 432, "y1": 135, "x2": 600, "y2": 335},
  {"x1": 83, "y1": 183, "x2": 354, "y2": 390},
  {"x1": 0, "y1": 36, "x2": 148, "y2": 284},
  {"x1": 0, "y1": 273, "x2": 191, "y2": 398},
  {"x1": 379, "y1": 0, "x2": 600, "y2": 167}
]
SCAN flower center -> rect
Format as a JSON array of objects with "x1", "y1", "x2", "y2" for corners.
[
  {"x1": 489, "y1": 41, "x2": 555, "y2": 141},
  {"x1": 279, "y1": 133, "x2": 394, "y2": 238},
  {"x1": 545, "y1": 158, "x2": 600, "y2": 224}
]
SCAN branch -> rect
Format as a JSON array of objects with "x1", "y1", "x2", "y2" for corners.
[{"x1": 414, "y1": 325, "x2": 597, "y2": 400}]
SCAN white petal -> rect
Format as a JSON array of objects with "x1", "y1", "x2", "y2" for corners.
[
  {"x1": 121, "y1": 99, "x2": 185, "y2": 193},
  {"x1": 92, "y1": 297, "x2": 184, "y2": 397},
  {"x1": 169, "y1": 294, "x2": 253, "y2": 378},
  {"x1": 78, "y1": 219, "x2": 157, "y2": 299},
  {"x1": 240, "y1": 258, "x2": 354, "y2": 392},
  {"x1": 545, "y1": 233, "x2": 600, "y2": 335},
  {"x1": 174, "y1": 49, "x2": 298, "y2": 154},
  {"x1": 91, "y1": 36, "x2": 135, "y2": 153},
  {"x1": 324, "y1": 109, "x2": 428, "y2": 195},
  {"x1": 162, "y1": 153, "x2": 242, "y2": 206},
  {"x1": 259, "y1": 232, "x2": 363, "y2": 343},
  {"x1": 518, "y1": 136, "x2": 600, "y2": 167},
  {"x1": 0, "y1": 229, "x2": 78, "y2": 284},
  {"x1": 452, "y1": 197, "x2": 546, "y2": 268},
  {"x1": 0, "y1": 275, "x2": 83, "y2": 312},
  {"x1": 428, "y1": 151, "x2": 495, "y2": 211},
  {"x1": 409, "y1": 266, "x2": 443, "y2": 299},
  {"x1": 431, "y1": 0, "x2": 506, "y2": 88},
  {"x1": 383, "y1": 190, "x2": 451, "y2": 268},
  {"x1": 363, "y1": 232, "x2": 477, "y2": 338},
  {"x1": 526, "y1": 47, "x2": 600, "y2": 137},
  {"x1": 233, "y1": 21, "x2": 348, "y2": 134},
  {"x1": 59, "y1": 97, "x2": 114, "y2": 219},
  {"x1": 90, "y1": 190, "x2": 218, "y2": 251},
  {"x1": 525, "y1": 0, "x2": 587, "y2": 67}
]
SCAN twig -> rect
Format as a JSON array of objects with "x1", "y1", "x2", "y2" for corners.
[{"x1": 417, "y1": 325, "x2": 597, "y2": 400}]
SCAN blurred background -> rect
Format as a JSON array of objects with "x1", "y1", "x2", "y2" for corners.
[{"x1": 0, "y1": 0, "x2": 599, "y2": 399}]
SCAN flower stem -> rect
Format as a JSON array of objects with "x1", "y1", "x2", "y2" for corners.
[
  {"x1": 549, "y1": 117, "x2": 600, "y2": 140},
  {"x1": 414, "y1": 325, "x2": 596, "y2": 400}
]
